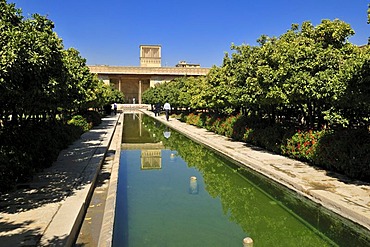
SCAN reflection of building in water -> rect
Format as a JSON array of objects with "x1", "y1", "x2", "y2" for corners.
[
  {"x1": 141, "y1": 149, "x2": 161, "y2": 170},
  {"x1": 122, "y1": 113, "x2": 155, "y2": 143},
  {"x1": 122, "y1": 142, "x2": 164, "y2": 170}
]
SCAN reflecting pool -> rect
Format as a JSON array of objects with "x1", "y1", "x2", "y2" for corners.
[{"x1": 113, "y1": 113, "x2": 370, "y2": 247}]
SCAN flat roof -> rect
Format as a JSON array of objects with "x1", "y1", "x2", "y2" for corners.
[{"x1": 88, "y1": 65, "x2": 210, "y2": 76}]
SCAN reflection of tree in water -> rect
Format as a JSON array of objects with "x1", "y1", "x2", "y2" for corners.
[{"x1": 142, "y1": 116, "x2": 337, "y2": 246}]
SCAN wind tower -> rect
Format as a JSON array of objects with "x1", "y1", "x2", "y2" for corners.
[{"x1": 140, "y1": 45, "x2": 161, "y2": 67}]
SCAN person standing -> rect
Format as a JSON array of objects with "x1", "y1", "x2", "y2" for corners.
[
  {"x1": 155, "y1": 102, "x2": 161, "y2": 116},
  {"x1": 113, "y1": 103, "x2": 117, "y2": 115},
  {"x1": 163, "y1": 102, "x2": 171, "y2": 121}
]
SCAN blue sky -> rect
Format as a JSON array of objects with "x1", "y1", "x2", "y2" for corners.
[{"x1": 9, "y1": 0, "x2": 370, "y2": 68}]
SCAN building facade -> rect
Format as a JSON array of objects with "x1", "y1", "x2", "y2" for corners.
[{"x1": 88, "y1": 45, "x2": 210, "y2": 104}]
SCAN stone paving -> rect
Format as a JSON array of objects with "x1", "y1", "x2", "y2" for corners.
[{"x1": 0, "y1": 115, "x2": 119, "y2": 247}]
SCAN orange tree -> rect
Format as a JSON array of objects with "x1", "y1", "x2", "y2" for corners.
[{"x1": 0, "y1": 0, "x2": 122, "y2": 191}]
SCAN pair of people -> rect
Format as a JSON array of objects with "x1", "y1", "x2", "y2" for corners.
[{"x1": 155, "y1": 102, "x2": 171, "y2": 121}]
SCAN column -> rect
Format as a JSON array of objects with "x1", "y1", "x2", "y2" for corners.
[
  {"x1": 118, "y1": 79, "x2": 122, "y2": 92},
  {"x1": 138, "y1": 80, "x2": 142, "y2": 104}
]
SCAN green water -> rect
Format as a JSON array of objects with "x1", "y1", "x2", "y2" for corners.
[{"x1": 113, "y1": 113, "x2": 370, "y2": 247}]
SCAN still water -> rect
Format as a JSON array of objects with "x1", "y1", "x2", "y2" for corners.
[{"x1": 113, "y1": 113, "x2": 369, "y2": 247}]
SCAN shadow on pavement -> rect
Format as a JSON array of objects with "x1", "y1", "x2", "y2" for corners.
[
  {"x1": 0, "y1": 142, "x2": 101, "y2": 214},
  {"x1": 0, "y1": 118, "x2": 117, "y2": 214},
  {"x1": 0, "y1": 220, "x2": 41, "y2": 246}
]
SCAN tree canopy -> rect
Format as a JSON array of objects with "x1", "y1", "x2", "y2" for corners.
[
  {"x1": 0, "y1": 0, "x2": 124, "y2": 126},
  {"x1": 143, "y1": 19, "x2": 370, "y2": 129}
]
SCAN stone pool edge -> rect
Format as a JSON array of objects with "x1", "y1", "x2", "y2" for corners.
[
  {"x1": 97, "y1": 113, "x2": 123, "y2": 247},
  {"x1": 140, "y1": 109, "x2": 370, "y2": 233}
]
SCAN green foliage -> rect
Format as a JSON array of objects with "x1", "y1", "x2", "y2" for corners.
[
  {"x1": 0, "y1": 5, "x2": 65, "y2": 124},
  {"x1": 0, "y1": 1, "x2": 120, "y2": 193},
  {"x1": 81, "y1": 110, "x2": 102, "y2": 127},
  {"x1": 67, "y1": 115, "x2": 91, "y2": 132},
  {"x1": 245, "y1": 125, "x2": 285, "y2": 153},
  {"x1": 142, "y1": 19, "x2": 370, "y2": 129},
  {"x1": 1, "y1": 1, "x2": 370, "y2": 188},
  {"x1": 0, "y1": 1, "x2": 116, "y2": 193},
  {"x1": 222, "y1": 114, "x2": 241, "y2": 137},
  {"x1": 61, "y1": 48, "x2": 95, "y2": 110},
  {"x1": 87, "y1": 78, "x2": 125, "y2": 110},
  {"x1": 230, "y1": 19, "x2": 358, "y2": 128},
  {"x1": 184, "y1": 112, "x2": 204, "y2": 127},
  {"x1": 142, "y1": 81, "x2": 167, "y2": 105},
  {"x1": 180, "y1": 112, "x2": 370, "y2": 182},
  {"x1": 281, "y1": 129, "x2": 326, "y2": 162},
  {"x1": 142, "y1": 76, "x2": 208, "y2": 112},
  {"x1": 0, "y1": 122, "x2": 82, "y2": 192},
  {"x1": 0, "y1": 1, "x2": 115, "y2": 125},
  {"x1": 313, "y1": 129, "x2": 370, "y2": 180},
  {"x1": 108, "y1": 87, "x2": 125, "y2": 103}
]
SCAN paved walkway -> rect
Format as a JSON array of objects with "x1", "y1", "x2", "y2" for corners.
[
  {"x1": 142, "y1": 110, "x2": 370, "y2": 235},
  {"x1": 0, "y1": 115, "x2": 120, "y2": 247}
]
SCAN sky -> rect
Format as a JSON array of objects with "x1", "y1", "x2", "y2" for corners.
[{"x1": 8, "y1": 0, "x2": 370, "y2": 68}]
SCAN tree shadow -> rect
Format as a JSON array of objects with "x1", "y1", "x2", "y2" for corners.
[
  {"x1": 0, "y1": 142, "x2": 101, "y2": 214},
  {"x1": 74, "y1": 243, "x2": 87, "y2": 247},
  {"x1": 94, "y1": 149, "x2": 115, "y2": 188},
  {"x1": 0, "y1": 220, "x2": 42, "y2": 246},
  {"x1": 40, "y1": 235, "x2": 69, "y2": 247},
  {"x1": 0, "y1": 118, "x2": 116, "y2": 214},
  {"x1": 324, "y1": 170, "x2": 370, "y2": 186}
]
